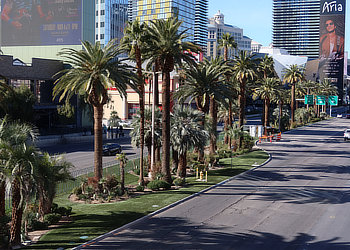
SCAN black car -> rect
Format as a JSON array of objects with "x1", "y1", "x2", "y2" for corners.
[{"x1": 102, "y1": 143, "x2": 122, "y2": 156}]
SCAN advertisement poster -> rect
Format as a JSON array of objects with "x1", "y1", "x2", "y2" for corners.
[
  {"x1": 1, "y1": 0, "x2": 82, "y2": 46},
  {"x1": 318, "y1": 0, "x2": 346, "y2": 100}
]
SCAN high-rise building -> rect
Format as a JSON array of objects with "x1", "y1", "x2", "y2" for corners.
[
  {"x1": 128, "y1": 0, "x2": 207, "y2": 51},
  {"x1": 207, "y1": 11, "x2": 252, "y2": 59},
  {"x1": 95, "y1": 0, "x2": 129, "y2": 47},
  {"x1": 272, "y1": 0, "x2": 320, "y2": 60},
  {"x1": 0, "y1": 0, "x2": 95, "y2": 63}
]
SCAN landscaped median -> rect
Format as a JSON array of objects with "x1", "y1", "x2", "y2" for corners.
[{"x1": 26, "y1": 150, "x2": 269, "y2": 250}]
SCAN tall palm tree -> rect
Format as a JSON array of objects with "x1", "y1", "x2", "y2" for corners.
[
  {"x1": 171, "y1": 105, "x2": 208, "y2": 178},
  {"x1": 282, "y1": 64, "x2": 304, "y2": 125},
  {"x1": 121, "y1": 20, "x2": 148, "y2": 186},
  {"x1": 218, "y1": 32, "x2": 237, "y2": 60},
  {"x1": 130, "y1": 107, "x2": 161, "y2": 175},
  {"x1": 53, "y1": 40, "x2": 135, "y2": 181},
  {"x1": 253, "y1": 78, "x2": 281, "y2": 135},
  {"x1": 232, "y1": 51, "x2": 257, "y2": 148},
  {"x1": 258, "y1": 55, "x2": 275, "y2": 79},
  {"x1": 146, "y1": 17, "x2": 201, "y2": 184}
]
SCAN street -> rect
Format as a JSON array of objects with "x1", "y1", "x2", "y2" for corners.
[{"x1": 75, "y1": 117, "x2": 350, "y2": 249}]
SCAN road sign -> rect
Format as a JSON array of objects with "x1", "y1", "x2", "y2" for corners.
[
  {"x1": 316, "y1": 95, "x2": 326, "y2": 105},
  {"x1": 328, "y1": 95, "x2": 338, "y2": 106},
  {"x1": 304, "y1": 95, "x2": 314, "y2": 105}
]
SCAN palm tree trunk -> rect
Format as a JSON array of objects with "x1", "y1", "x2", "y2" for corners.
[
  {"x1": 238, "y1": 80, "x2": 246, "y2": 148},
  {"x1": 147, "y1": 144, "x2": 152, "y2": 173},
  {"x1": 120, "y1": 162, "x2": 125, "y2": 194},
  {"x1": 228, "y1": 101, "x2": 233, "y2": 147},
  {"x1": 209, "y1": 97, "x2": 217, "y2": 155},
  {"x1": 291, "y1": 83, "x2": 295, "y2": 124},
  {"x1": 264, "y1": 98, "x2": 270, "y2": 135},
  {"x1": 161, "y1": 71, "x2": 172, "y2": 184},
  {"x1": 177, "y1": 153, "x2": 187, "y2": 178},
  {"x1": 10, "y1": 179, "x2": 23, "y2": 247},
  {"x1": 93, "y1": 105, "x2": 104, "y2": 180},
  {"x1": 0, "y1": 180, "x2": 5, "y2": 217},
  {"x1": 154, "y1": 61, "x2": 161, "y2": 176},
  {"x1": 224, "y1": 117, "x2": 229, "y2": 144},
  {"x1": 172, "y1": 149, "x2": 179, "y2": 174}
]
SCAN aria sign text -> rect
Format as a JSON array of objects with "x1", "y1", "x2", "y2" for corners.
[{"x1": 322, "y1": 1, "x2": 343, "y2": 13}]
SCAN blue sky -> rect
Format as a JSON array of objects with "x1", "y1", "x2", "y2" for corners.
[{"x1": 208, "y1": 0, "x2": 350, "y2": 52}]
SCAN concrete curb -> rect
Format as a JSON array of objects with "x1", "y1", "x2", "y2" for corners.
[{"x1": 74, "y1": 148, "x2": 272, "y2": 249}]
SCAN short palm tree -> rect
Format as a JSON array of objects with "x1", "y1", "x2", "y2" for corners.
[
  {"x1": 283, "y1": 64, "x2": 304, "y2": 125},
  {"x1": 232, "y1": 51, "x2": 257, "y2": 148},
  {"x1": 171, "y1": 105, "x2": 208, "y2": 178},
  {"x1": 253, "y1": 78, "x2": 281, "y2": 134},
  {"x1": 121, "y1": 20, "x2": 148, "y2": 186},
  {"x1": 53, "y1": 40, "x2": 135, "y2": 181},
  {"x1": 0, "y1": 120, "x2": 36, "y2": 247},
  {"x1": 146, "y1": 17, "x2": 201, "y2": 184}
]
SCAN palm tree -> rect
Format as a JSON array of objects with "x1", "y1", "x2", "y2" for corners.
[
  {"x1": 116, "y1": 153, "x2": 127, "y2": 194},
  {"x1": 218, "y1": 32, "x2": 237, "y2": 60},
  {"x1": 258, "y1": 55, "x2": 275, "y2": 79},
  {"x1": 253, "y1": 78, "x2": 281, "y2": 135},
  {"x1": 217, "y1": 33, "x2": 237, "y2": 145},
  {"x1": 35, "y1": 153, "x2": 72, "y2": 217},
  {"x1": 121, "y1": 20, "x2": 148, "y2": 186},
  {"x1": 130, "y1": 107, "x2": 161, "y2": 175},
  {"x1": 0, "y1": 120, "x2": 36, "y2": 247},
  {"x1": 146, "y1": 17, "x2": 201, "y2": 184},
  {"x1": 232, "y1": 51, "x2": 257, "y2": 148},
  {"x1": 171, "y1": 105, "x2": 208, "y2": 178},
  {"x1": 53, "y1": 40, "x2": 135, "y2": 181},
  {"x1": 282, "y1": 64, "x2": 304, "y2": 125}
]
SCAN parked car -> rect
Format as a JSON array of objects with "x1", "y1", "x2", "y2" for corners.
[
  {"x1": 118, "y1": 120, "x2": 131, "y2": 127},
  {"x1": 346, "y1": 114, "x2": 350, "y2": 119},
  {"x1": 344, "y1": 129, "x2": 350, "y2": 141},
  {"x1": 102, "y1": 143, "x2": 122, "y2": 156},
  {"x1": 337, "y1": 113, "x2": 343, "y2": 118}
]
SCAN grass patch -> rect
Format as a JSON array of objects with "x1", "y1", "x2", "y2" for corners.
[{"x1": 27, "y1": 150, "x2": 268, "y2": 249}]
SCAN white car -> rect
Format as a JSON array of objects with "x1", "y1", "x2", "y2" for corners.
[
  {"x1": 337, "y1": 114, "x2": 343, "y2": 118},
  {"x1": 119, "y1": 120, "x2": 131, "y2": 127},
  {"x1": 344, "y1": 129, "x2": 350, "y2": 141}
]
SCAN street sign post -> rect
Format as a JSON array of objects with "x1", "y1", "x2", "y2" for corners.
[
  {"x1": 316, "y1": 96, "x2": 326, "y2": 105},
  {"x1": 304, "y1": 95, "x2": 314, "y2": 105}
]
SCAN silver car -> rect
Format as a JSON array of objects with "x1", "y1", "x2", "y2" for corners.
[{"x1": 344, "y1": 129, "x2": 350, "y2": 141}]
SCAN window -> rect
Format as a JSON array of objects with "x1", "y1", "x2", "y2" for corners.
[
  {"x1": 96, "y1": 22, "x2": 98, "y2": 28},
  {"x1": 101, "y1": 22, "x2": 104, "y2": 27},
  {"x1": 101, "y1": 9, "x2": 105, "y2": 15},
  {"x1": 100, "y1": 34, "x2": 104, "y2": 39},
  {"x1": 96, "y1": 10, "x2": 98, "y2": 16},
  {"x1": 96, "y1": 34, "x2": 98, "y2": 40}
]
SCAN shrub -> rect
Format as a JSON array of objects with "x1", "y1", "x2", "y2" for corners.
[
  {"x1": 105, "y1": 175, "x2": 119, "y2": 190},
  {"x1": 54, "y1": 206, "x2": 72, "y2": 216},
  {"x1": 72, "y1": 186, "x2": 82, "y2": 195},
  {"x1": 44, "y1": 213, "x2": 62, "y2": 225},
  {"x1": 173, "y1": 178, "x2": 186, "y2": 187},
  {"x1": 31, "y1": 220, "x2": 49, "y2": 231},
  {"x1": 136, "y1": 185, "x2": 144, "y2": 192},
  {"x1": 0, "y1": 215, "x2": 10, "y2": 249},
  {"x1": 147, "y1": 180, "x2": 171, "y2": 190}
]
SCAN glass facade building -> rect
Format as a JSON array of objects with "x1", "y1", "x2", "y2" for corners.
[
  {"x1": 95, "y1": 0, "x2": 129, "y2": 47},
  {"x1": 273, "y1": 0, "x2": 320, "y2": 59},
  {"x1": 128, "y1": 0, "x2": 207, "y2": 51}
]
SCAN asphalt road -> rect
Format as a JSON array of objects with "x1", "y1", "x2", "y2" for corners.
[
  {"x1": 40, "y1": 130, "x2": 140, "y2": 175},
  {"x1": 75, "y1": 117, "x2": 350, "y2": 250}
]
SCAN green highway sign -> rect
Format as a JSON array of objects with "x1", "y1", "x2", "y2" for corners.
[
  {"x1": 304, "y1": 95, "x2": 314, "y2": 105},
  {"x1": 316, "y1": 95, "x2": 326, "y2": 105},
  {"x1": 328, "y1": 96, "x2": 338, "y2": 106}
]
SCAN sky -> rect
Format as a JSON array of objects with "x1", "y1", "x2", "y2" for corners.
[{"x1": 208, "y1": 0, "x2": 350, "y2": 52}]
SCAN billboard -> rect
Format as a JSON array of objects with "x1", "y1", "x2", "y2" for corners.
[
  {"x1": 318, "y1": 0, "x2": 346, "y2": 99},
  {"x1": 1, "y1": 0, "x2": 82, "y2": 46}
]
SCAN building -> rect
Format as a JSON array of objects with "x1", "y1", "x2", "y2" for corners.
[
  {"x1": 207, "y1": 11, "x2": 252, "y2": 59},
  {"x1": 251, "y1": 41, "x2": 263, "y2": 53},
  {"x1": 272, "y1": 0, "x2": 320, "y2": 60},
  {"x1": 0, "y1": 0, "x2": 95, "y2": 63},
  {"x1": 95, "y1": 0, "x2": 129, "y2": 47},
  {"x1": 127, "y1": 0, "x2": 208, "y2": 51}
]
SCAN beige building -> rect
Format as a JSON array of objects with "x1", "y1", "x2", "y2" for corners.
[
  {"x1": 104, "y1": 73, "x2": 179, "y2": 122},
  {"x1": 251, "y1": 41, "x2": 263, "y2": 53},
  {"x1": 207, "y1": 10, "x2": 252, "y2": 59}
]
